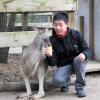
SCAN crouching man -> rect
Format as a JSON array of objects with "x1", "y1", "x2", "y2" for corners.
[{"x1": 43, "y1": 11, "x2": 92, "y2": 97}]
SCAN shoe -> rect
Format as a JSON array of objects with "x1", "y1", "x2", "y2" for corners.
[
  {"x1": 60, "y1": 86, "x2": 69, "y2": 92},
  {"x1": 76, "y1": 89, "x2": 86, "y2": 97}
]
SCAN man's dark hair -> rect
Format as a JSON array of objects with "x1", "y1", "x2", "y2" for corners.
[{"x1": 53, "y1": 11, "x2": 69, "y2": 24}]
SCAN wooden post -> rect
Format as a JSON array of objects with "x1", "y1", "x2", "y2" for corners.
[
  {"x1": 22, "y1": 12, "x2": 28, "y2": 31},
  {"x1": 80, "y1": 16, "x2": 84, "y2": 34},
  {"x1": 0, "y1": 13, "x2": 7, "y2": 32},
  {"x1": 8, "y1": 13, "x2": 16, "y2": 31},
  {"x1": 22, "y1": 12, "x2": 28, "y2": 50},
  {"x1": 0, "y1": 13, "x2": 9, "y2": 63},
  {"x1": 89, "y1": 0, "x2": 94, "y2": 59}
]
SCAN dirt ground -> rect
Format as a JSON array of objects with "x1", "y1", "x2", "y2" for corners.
[{"x1": 0, "y1": 72, "x2": 100, "y2": 100}]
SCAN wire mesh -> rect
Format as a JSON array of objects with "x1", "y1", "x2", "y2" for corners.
[
  {"x1": 0, "y1": 12, "x2": 53, "y2": 82},
  {"x1": 0, "y1": 11, "x2": 74, "y2": 84}
]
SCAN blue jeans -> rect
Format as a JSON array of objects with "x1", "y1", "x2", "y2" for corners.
[{"x1": 53, "y1": 57, "x2": 87, "y2": 90}]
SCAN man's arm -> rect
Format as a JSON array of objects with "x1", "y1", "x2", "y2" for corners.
[
  {"x1": 76, "y1": 30, "x2": 93, "y2": 60},
  {"x1": 43, "y1": 37, "x2": 57, "y2": 66}
]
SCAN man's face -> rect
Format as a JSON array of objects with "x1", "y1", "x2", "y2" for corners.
[{"x1": 53, "y1": 20, "x2": 68, "y2": 37}]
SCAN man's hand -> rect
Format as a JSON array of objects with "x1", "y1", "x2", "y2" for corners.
[
  {"x1": 42, "y1": 46, "x2": 52, "y2": 57},
  {"x1": 77, "y1": 53, "x2": 86, "y2": 61}
]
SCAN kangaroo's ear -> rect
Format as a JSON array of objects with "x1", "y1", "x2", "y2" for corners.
[{"x1": 36, "y1": 27, "x2": 46, "y2": 34}]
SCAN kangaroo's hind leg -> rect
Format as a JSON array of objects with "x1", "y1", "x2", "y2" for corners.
[
  {"x1": 33, "y1": 63, "x2": 47, "y2": 98},
  {"x1": 18, "y1": 75, "x2": 33, "y2": 99},
  {"x1": 24, "y1": 76, "x2": 33, "y2": 96}
]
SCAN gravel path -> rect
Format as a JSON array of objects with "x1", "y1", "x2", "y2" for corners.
[{"x1": 0, "y1": 72, "x2": 100, "y2": 100}]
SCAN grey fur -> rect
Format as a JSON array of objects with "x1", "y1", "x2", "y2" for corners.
[{"x1": 20, "y1": 30, "x2": 51, "y2": 98}]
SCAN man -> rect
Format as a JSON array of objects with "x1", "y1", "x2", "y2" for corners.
[{"x1": 44, "y1": 11, "x2": 92, "y2": 97}]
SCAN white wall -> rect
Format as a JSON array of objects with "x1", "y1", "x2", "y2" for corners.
[
  {"x1": 77, "y1": 0, "x2": 100, "y2": 61},
  {"x1": 94, "y1": 0, "x2": 100, "y2": 61},
  {"x1": 76, "y1": 0, "x2": 89, "y2": 45}
]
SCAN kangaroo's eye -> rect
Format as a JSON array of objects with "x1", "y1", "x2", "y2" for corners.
[{"x1": 43, "y1": 39, "x2": 48, "y2": 42}]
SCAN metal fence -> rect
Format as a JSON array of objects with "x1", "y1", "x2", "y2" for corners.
[
  {"x1": 0, "y1": 11, "x2": 75, "y2": 91},
  {"x1": 0, "y1": 12, "x2": 53, "y2": 83}
]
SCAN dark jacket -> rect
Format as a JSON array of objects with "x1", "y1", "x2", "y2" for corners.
[{"x1": 46, "y1": 28, "x2": 92, "y2": 67}]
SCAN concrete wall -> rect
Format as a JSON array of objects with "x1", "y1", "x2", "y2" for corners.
[{"x1": 94, "y1": 0, "x2": 100, "y2": 61}]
